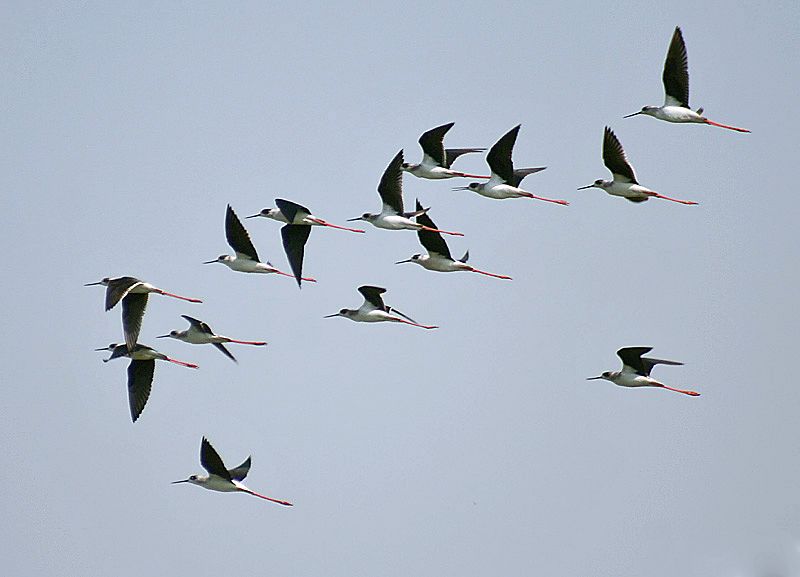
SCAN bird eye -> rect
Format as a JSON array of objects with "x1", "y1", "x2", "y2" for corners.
[
  {"x1": 170, "y1": 331, "x2": 178, "y2": 336},
  {"x1": 260, "y1": 209, "x2": 270, "y2": 215},
  {"x1": 339, "y1": 309, "x2": 347, "y2": 314},
  {"x1": 595, "y1": 180, "x2": 603, "y2": 185},
  {"x1": 218, "y1": 255, "x2": 226, "y2": 260},
  {"x1": 189, "y1": 475, "x2": 197, "y2": 480},
  {"x1": 602, "y1": 372, "x2": 610, "y2": 378},
  {"x1": 362, "y1": 213, "x2": 370, "y2": 218}
]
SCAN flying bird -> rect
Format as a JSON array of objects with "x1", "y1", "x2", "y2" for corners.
[
  {"x1": 401, "y1": 122, "x2": 488, "y2": 180},
  {"x1": 396, "y1": 200, "x2": 511, "y2": 279},
  {"x1": 95, "y1": 343, "x2": 198, "y2": 422},
  {"x1": 248, "y1": 199, "x2": 361, "y2": 287},
  {"x1": 348, "y1": 151, "x2": 463, "y2": 236},
  {"x1": 85, "y1": 276, "x2": 202, "y2": 352},
  {"x1": 158, "y1": 315, "x2": 267, "y2": 363},
  {"x1": 623, "y1": 26, "x2": 750, "y2": 132},
  {"x1": 453, "y1": 125, "x2": 568, "y2": 205},
  {"x1": 172, "y1": 437, "x2": 293, "y2": 506},
  {"x1": 577, "y1": 127, "x2": 699, "y2": 204},
  {"x1": 325, "y1": 285, "x2": 438, "y2": 329},
  {"x1": 587, "y1": 346, "x2": 700, "y2": 396},
  {"x1": 246, "y1": 199, "x2": 365, "y2": 233},
  {"x1": 203, "y1": 205, "x2": 316, "y2": 282}
]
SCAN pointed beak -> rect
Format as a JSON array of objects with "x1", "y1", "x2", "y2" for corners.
[
  {"x1": 323, "y1": 313, "x2": 340, "y2": 318},
  {"x1": 577, "y1": 184, "x2": 594, "y2": 190},
  {"x1": 156, "y1": 334, "x2": 171, "y2": 338},
  {"x1": 452, "y1": 186, "x2": 470, "y2": 191},
  {"x1": 395, "y1": 259, "x2": 413, "y2": 264},
  {"x1": 84, "y1": 281, "x2": 103, "y2": 286},
  {"x1": 346, "y1": 217, "x2": 363, "y2": 222},
  {"x1": 623, "y1": 111, "x2": 642, "y2": 118},
  {"x1": 94, "y1": 347, "x2": 109, "y2": 351},
  {"x1": 171, "y1": 479, "x2": 190, "y2": 484},
  {"x1": 586, "y1": 376, "x2": 603, "y2": 380},
  {"x1": 202, "y1": 260, "x2": 217, "y2": 264},
  {"x1": 245, "y1": 214, "x2": 261, "y2": 219}
]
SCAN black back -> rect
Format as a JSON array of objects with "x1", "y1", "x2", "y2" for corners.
[
  {"x1": 602, "y1": 127, "x2": 638, "y2": 184},
  {"x1": 443, "y1": 147, "x2": 485, "y2": 169},
  {"x1": 281, "y1": 224, "x2": 312, "y2": 287},
  {"x1": 225, "y1": 204, "x2": 260, "y2": 261},
  {"x1": 486, "y1": 125, "x2": 521, "y2": 183},
  {"x1": 121, "y1": 293, "x2": 148, "y2": 353},
  {"x1": 377, "y1": 151, "x2": 405, "y2": 214},
  {"x1": 105, "y1": 276, "x2": 141, "y2": 311},
  {"x1": 414, "y1": 199, "x2": 451, "y2": 259},
  {"x1": 181, "y1": 314, "x2": 214, "y2": 335},
  {"x1": 275, "y1": 198, "x2": 311, "y2": 224},
  {"x1": 127, "y1": 359, "x2": 154, "y2": 423},
  {"x1": 418, "y1": 122, "x2": 454, "y2": 167},
  {"x1": 200, "y1": 437, "x2": 233, "y2": 481},
  {"x1": 662, "y1": 26, "x2": 690, "y2": 108},
  {"x1": 358, "y1": 285, "x2": 388, "y2": 311},
  {"x1": 228, "y1": 457, "x2": 252, "y2": 481},
  {"x1": 617, "y1": 346, "x2": 683, "y2": 376}
]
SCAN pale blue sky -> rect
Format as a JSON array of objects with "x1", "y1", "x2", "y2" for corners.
[{"x1": 3, "y1": 1, "x2": 800, "y2": 576}]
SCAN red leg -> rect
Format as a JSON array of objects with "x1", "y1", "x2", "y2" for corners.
[
  {"x1": 309, "y1": 218, "x2": 365, "y2": 233},
  {"x1": 648, "y1": 192, "x2": 699, "y2": 205},
  {"x1": 158, "y1": 290, "x2": 203, "y2": 303},
  {"x1": 227, "y1": 339, "x2": 267, "y2": 346},
  {"x1": 468, "y1": 267, "x2": 512, "y2": 280},
  {"x1": 519, "y1": 192, "x2": 569, "y2": 205},
  {"x1": 421, "y1": 225, "x2": 463, "y2": 237},
  {"x1": 241, "y1": 488, "x2": 293, "y2": 506},
  {"x1": 661, "y1": 384, "x2": 701, "y2": 396},
  {"x1": 704, "y1": 119, "x2": 750, "y2": 133},
  {"x1": 165, "y1": 357, "x2": 199, "y2": 369}
]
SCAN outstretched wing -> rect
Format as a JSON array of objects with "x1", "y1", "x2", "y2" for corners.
[
  {"x1": 377, "y1": 151, "x2": 405, "y2": 214},
  {"x1": 414, "y1": 199, "x2": 451, "y2": 259},
  {"x1": 200, "y1": 437, "x2": 232, "y2": 481},
  {"x1": 418, "y1": 122, "x2": 453, "y2": 167},
  {"x1": 358, "y1": 285, "x2": 388, "y2": 311},
  {"x1": 486, "y1": 125, "x2": 520, "y2": 183},
  {"x1": 275, "y1": 198, "x2": 312, "y2": 224},
  {"x1": 127, "y1": 359, "x2": 154, "y2": 423},
  {"x1": 281, "y1": 224, "x2": 312, "y2": 287},
  {"x1": 228, "y1": 457, "x2": 252, "y2": 481},
  {"x1": 105, "y1": 277, "x2": 140, "y2": 310},
  {"x1": 225, "y1": 204, "x2": 260, "y2": 261},
  {"x1": 602, "y1": 127, "x2": 638, "y2": 184},
  {"x1": 443, "y1": 147, "x2": 485, "y2": 169},
  {"x1": 122, "y1": 293, "x2": 148, "y2": 353},
  {"x1": 662, "y1": 26, "x2": 690, "y2": 108}
]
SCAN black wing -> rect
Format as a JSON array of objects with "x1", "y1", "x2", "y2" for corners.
[
  {"x1": 641, "y1": 356, "x2": 684, "y2": 376},
  {"x1": 616, "y1": 347, "x2": 654, "y2": 375},
  {"x1": 127, "y1": 359, "x2": 154, "y2": 423},
  {"x1": 508, "y1": 167, "x2": 547, "y2": 188},
  {"x1": 662, "y1": 26, "x2": 690, "y2": 108},
  {"x1": 377, "y1": 150, "x2": 405, "y2": 214},
  {"x1": 181, "y1": 315, "x2": 214, "y2": 335},
  {"x1": 228, "y1": 457, "x2": 252, "y2": 481},
  {"x1": 414, "y1": 199, "x2": 451, "y2": 259},
  {"x1": 121, "y1": 293, "x2": 148, "y2": 353},
  {"x1": 212, "y1": 342, "x2": 237, "y2": 363},
  {"x1": 418, "y1": 122, "x2": 453, "y2": 167},
  {"x1": 105, "y1": 277, "x2": 141, "y2": 311},
  {"x1": 200, "y1": 437, "x2": 232, "y2": 481},
  {"x1": 281, "y1": 224, "x2": 312, "y2": 288},
  {"x1": 602, "y1": 127, "x2": 638, "y2": 184},
  {"x1": 275, "y1": 198, "x2": 311, "y2": 224},
  {"x1": 225, "y1": 204, "x2": 260, "y2": 261},
  {"x1": 486, "y1": 125, "x2": 520, "y2": 183},
  {"x1": 443, "y1": 148, "x2": 485, "y2": 169},
  {"x1": 358, "y1": 285, "x2": 388, "y2": 311}
]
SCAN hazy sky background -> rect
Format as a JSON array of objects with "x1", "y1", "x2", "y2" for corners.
[{"x1": 3, "y1": 1, "x2": 799, "y2": 576}]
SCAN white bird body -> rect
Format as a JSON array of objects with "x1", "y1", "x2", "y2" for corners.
[
  {"x1": 588, "y1": 347, "x2": 700, "y2": 396},
  {"x1": 404, "y1": 160, "x2": 468, "y2": 180},
  {"x1": 326, "y1": 285, "x2": 438, "y2": 329},
  {"x1": 173, "y1": 438, "x2": 293, "y2": 506},
  {"x1": 470, "y1": 177, "x2": 537, "y2": 200},
  {"x1": 406, "y1": 253, "x2": 471, "y2": 272},
  {"x1": 370, "y1": 211, "x2": 424, "y2": 231},
  {"x1": 212, "y1": 255, "x2": 289, "y2": 275},
  {"x1": 579, "y1": 127, "x2": 698, "y2": 204},
  {"x1": 624, "y1": 27, "x2": 749, "y2": 132}
]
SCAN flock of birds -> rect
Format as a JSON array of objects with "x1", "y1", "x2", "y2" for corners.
[{"x1": 86, "y1": 26, "x2": 745, "y2": 504}]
